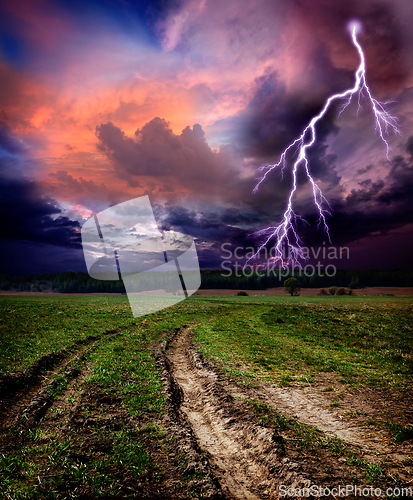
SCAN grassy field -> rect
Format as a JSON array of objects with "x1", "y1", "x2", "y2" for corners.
[
  {"x1": 0, "y1": 294, "x2": 412, "y2": 497},
  {"x1": 194, "y1": 296, "x2": 413, "y2": 391}
]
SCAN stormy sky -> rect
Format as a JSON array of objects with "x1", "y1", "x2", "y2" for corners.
[{"x1": 0, "y1": 0, "x2": 412, "y2": 275}]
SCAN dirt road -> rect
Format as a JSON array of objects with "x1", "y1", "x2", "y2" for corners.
[
  {"x1": 163, "y1": 327, "x2": 413, "y2": 498},
  {"x1": 1, "y1": 324, "x2": 412, "y2": 498}
]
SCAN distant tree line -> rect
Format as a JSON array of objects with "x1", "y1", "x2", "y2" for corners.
[
  {"x1": 0, "y1": 272, "x2": 126, "y2": 294},
  {"x1": 0, "y1": 268, "x2": 412, "y2": 293},
  {"x1": 199, "y1": 268, "x2": 413, "y2": 290}
]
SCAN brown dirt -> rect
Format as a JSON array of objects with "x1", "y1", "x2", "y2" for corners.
[
  {"x1": 194, "y1": 287, "x2": 413, "y2": 297},
  {"x1": 2, "y1": 287, "x2": 413, "y2": 296},
  {"x1": 0, "y1": 327, "x2": 222, "y2": 499},
  {"x1": 249, "y1": 380, "x2": 413, "y2": 466},
  {"x1": 164, "y1": 327, "x2": 311, "y2": 499},
  {"x1": 2, "y1": 325, "x2": 412, "y2": 498},
  {"x1": 162, "y1": 327, "x2": 412, "y2": 498},
  {"x1": 0, "y1": 329, "x2": 121, "y2": 431}
]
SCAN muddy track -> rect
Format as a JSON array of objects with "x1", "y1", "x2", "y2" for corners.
[
  {"x1": 223, "y1": 370, "x2": 413, "y2": 466},
  {"x1": 0, "y1": 329, "x2": 120, "y2": 432},
  {"x1": 163, "y1": 327, "x2": 311, "y2": 499},
  {"x1": 252, "y1": 385, "x2": 388, "y2": 455},
  {"x1": 15, "y1": 325, "x2": 225, "y2": 499}
]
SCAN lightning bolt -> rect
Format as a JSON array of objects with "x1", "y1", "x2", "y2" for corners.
[{"x1": 249, "y1": 23, "x2": 400, "y2": 269}]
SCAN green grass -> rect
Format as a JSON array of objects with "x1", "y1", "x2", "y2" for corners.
[
  {"x1": 0, "y1": 295, "x2": 233, "y2": 374},
  {"x1": 0, "y1": 322, "x2": 166, "y2": 498},
  {"x1": 194, "y1": 296, "x2": 413, "y2": 390},
  {"x1": 0, "y1": 295, "x2": 235, "y2": 498},
  {"x1": 0, "y1": 293, "x2": 412, "y2": 497},
  {"x1": 248, "y1": 398, "x2": 347, "y2": 455},
  {"x1": 0, "y1": 296, "x2": 134, "y2": 374},
  {"x1": 247, "y1": 398, "x2": 390, "y2": 485}
]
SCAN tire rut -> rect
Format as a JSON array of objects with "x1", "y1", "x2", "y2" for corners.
[
  {"x1": 253, "y1": 386, "x2": 388, "y2": 455},
  {"x1": 224, "y1": 375, "x2": 411, "y2": 464},
  {"x1": 165, "y1": 327, "x2": 311, "y2": 499},
  {"x1": 0, "y1": 329, "x2": 120, "y2": 432}
]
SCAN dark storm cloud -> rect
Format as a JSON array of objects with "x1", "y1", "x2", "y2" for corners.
[
  {"x1": 152, "y1": 147, "x2": 412, "y2": 267},
  {"x1": 242, "y1": 71, "x2": 343, "y2": 161},
  {"x1": 221, "y1": 66, "x2": 345, "y2": 201},
  {"x1": 158, "y1": 205, "x2": 255, "y2": 241},
  {"x1": 48, "y1": 170, "x2": 128, "y2": 212},
  {"x1": 155, "y1": 205, "x2": 259, "y2": 268},
  {"x1": 0, "y1": 172, "x2": 86, "y2": 275},
  {"x1": 321, "y1": 153, "x2": 413, "y2": 246},
  {"x1": 239, "y1": 0, "x2": 411, "y2": 180},
  {"x1": 96, "y1": 118, "x2": 239, "y2": 195},
  {"x1": 406, "y1": 136, "x2": 413, "y2": 158},
  {"x1": 0, "y1": 176, "x2": 80, "y2": 247},
  {"x1": 0, "y1": 116, "x2": 87, "y2": 274},
  {"x1": 293, "y1": 0, "x2": 411, "y2": 92},
  {"x1": 0, "y1": 239, "x2": 86, "y2": 276},
  {"x1": 356, "y1": 164, "x2": 374, "y2": 176},
  {"x1": 49, "y1": 170, "x2": 108, "y2": 194},
  {"x1": 305, "y1": 144, "x2": 342, "y2": 188}
]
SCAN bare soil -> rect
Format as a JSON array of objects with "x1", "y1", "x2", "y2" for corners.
[
  {"x1": 1, "y1": 287, "x2": 413, "y2": 296},
  {"x1": 194, "y1": 287, "x2": 413, "y2": 297},
  {"x1": 162, "y1": 328, "x2": 413, "y2": 498},
  {"x1": 0, "y1": 327, "x2": 221, "y2": 499},
  {"x1": 164, "y1": 327, "x2": 311, "y2": 498},
  {"x1": 2, "y1": 325, "x2": 412, "y2": 498}
]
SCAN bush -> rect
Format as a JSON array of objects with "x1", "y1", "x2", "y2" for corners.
[
  {"x1": 336, "y1": 287, "x2": 346, "y2": 295},
  {"x1": 348, "y1": 289, "x2": 356, "y2": 296},
  {"x1": 237, "y1": 291, "x2": 248, "y2": 296},
  {"x1": 329, "y1": 286, "x2": 337, "y2": 296},
  {"x1": 318, "y1": 289, "x2": 328, "y2": 295}
]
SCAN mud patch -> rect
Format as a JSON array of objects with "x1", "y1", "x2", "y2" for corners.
[
  {"x1": 155, "y1": 327, "x2": 223, "y2": 499},
  {"x1": 1, "y1": 325, "x2": 226, "y2": 499},
  {"x1": 163, "y1": 327, "x2": 413, "y2": 497},
  {"x1": 165, "y1": 327, "x2": 314, "y2": 499},
  {"x1": 239, "y1": 375, "x2": 413, "y2": 473}
]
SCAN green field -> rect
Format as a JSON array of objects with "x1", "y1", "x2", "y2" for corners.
[
  {"x1": 4, "y1": 295, "x2": 411, "y2": 389},
  {"x1": 195, "y1": 295, "x2": 413, "y2": 391},
  {"x1": 0, "y1": 294, "x2": 412, "y2": 497}
]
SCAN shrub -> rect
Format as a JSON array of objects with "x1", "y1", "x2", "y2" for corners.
[
  {"x1": 318, "y1": 289, "x2": 328, "y2": 296},
  {"x1": 237, "y1": 291, "x2": 248, "y2": 296},
  {"x1": 336, "y1": 287, "x2": 346, "y2": 295},
  {"x1": 329, "y1": 286, "x2": 337, "y2": 296}
]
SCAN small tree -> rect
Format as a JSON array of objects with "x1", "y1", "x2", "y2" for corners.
[
  {"x1": 329, "y1": 286, "x2": 337, "y2": 296},
  {"x1": 284, "y1": 277, "x2": 301, "y2": 296}
]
